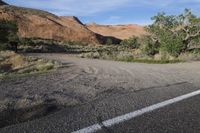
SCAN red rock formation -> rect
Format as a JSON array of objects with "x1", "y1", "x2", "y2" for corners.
[
  {"x1": 87, "y1": 23, "x2": 147, "y2": 40},
  {"x1": 0, "y1": 5, "x2": 105, "y2": 44}
]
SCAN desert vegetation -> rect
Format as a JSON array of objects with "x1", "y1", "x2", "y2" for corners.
[
  {"x1": 0, "y1": 51, "x2": 61, "y2": 78},
  {"x1": 0, "y1": 9, "x2": 200, "y2": 64},
  {"x1": 0, "y1": 20, "x2": 62, "y2": 78},
  {"x1": 80, "y1": 9, "x2": 200, "y2": 62},
  {"x1": 142, "y1": 9, "x2": 200, "y2": 58}
]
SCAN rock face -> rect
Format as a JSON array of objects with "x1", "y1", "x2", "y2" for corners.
[
  {"x1": 87, "y1": 23, "x2": 147, "y2": 40},
  {"x1": 0, "y1": 5, "x2": 107, "y2": 44}
]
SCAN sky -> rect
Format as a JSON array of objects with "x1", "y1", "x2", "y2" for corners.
[{"x1": 4, "y1": 0, "x2": 200, "y2": 25}]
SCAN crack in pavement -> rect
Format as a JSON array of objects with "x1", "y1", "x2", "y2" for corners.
[{"x1": 134, "y1": 81, "x2": 189, "y2": 93}]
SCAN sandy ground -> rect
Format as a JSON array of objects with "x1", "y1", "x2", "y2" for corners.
[{"x1": 0, "y1": 53, "x2": 200, "y2": 127}]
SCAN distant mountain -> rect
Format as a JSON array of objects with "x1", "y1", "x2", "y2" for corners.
[
  {"x1": 0, "y1": 4, "x2": 118, "y2": 44},
  {"x1": 87, "y1": 23, "x2": 147, "y2": 40}
]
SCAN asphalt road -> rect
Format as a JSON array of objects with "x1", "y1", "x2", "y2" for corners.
[
  {"x1": 97, "y1": 94, "x2": 200, "y2": 133},
  {"x1": 1, "y1": 54, "x2": 200, "y2": 133},
  {"x1": 1, "y1": 82, "x2": 200, "y2": 133}
]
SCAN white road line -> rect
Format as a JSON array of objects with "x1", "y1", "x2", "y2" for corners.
[{"x1": 72, "y1": 89, "x2": 200, "y2": 133}]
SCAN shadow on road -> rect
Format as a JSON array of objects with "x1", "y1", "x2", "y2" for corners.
[{"x1": 0, "y1": 102, "x2": 63, "y2": 129}]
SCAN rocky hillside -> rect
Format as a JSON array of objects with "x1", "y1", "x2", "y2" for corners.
[
  {"x1": 0, "y1": 4, "x2": 110, "y2": 44},
  {"x1": 87, "y1": 23, "x2": 147, "y2": 40}
]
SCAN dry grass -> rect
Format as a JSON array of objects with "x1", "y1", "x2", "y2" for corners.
[{"x1": 0, "y1": 51, "x2": 61, "y2": 78}]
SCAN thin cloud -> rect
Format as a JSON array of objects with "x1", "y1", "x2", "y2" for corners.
[
  {"x1": 4, "y1": 0, "x2": 200, "y2": 25},
  {"x1": 5, "y1": 0, "x2": 132, "y2": 16},
  {"x1": 5, "y1": 0, "x2": 200, "y2": 16}
]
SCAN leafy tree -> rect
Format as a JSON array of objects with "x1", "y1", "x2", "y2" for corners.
[
  {"x1": 178, "y1": 9, "x2": 200, "y2": 51},
  {"x1": 145, "y1": 9, "x2": 200, "y2": 56}
]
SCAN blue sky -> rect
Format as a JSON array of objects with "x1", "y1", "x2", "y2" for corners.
[{"x1": 4, "y1": 0, "x2": 200, "y2": 25}]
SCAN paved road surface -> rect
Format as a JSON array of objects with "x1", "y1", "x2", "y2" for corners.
[{"x1": 0, "y1": 54, "x2": 200, "y2": 133}]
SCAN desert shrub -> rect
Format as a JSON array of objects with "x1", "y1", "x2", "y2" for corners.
[
  {"x1": 64, "y1": 41, "x2": 88, "y2": 46},
  {"x1": 179, "y1": 52, "x2": 200, "y2": 61},
  {"x1": 106, "y1": 38, "x2": 113, "y2": 45},
  {"x1": 81, "y1": 52, "x2": 100, "y2": 59},
  {"x1": 36, "y1": 62, "x2": 54, "y2": 71},
  {"x1": 120, "y1": 37, "x2": 140, "y2": 49},
  {"x1": 0, "y1": 43, "x2": 9, "y2": 51},
  {"x1": 19, "y1": 38, "x2": 34, "y2": 46},
  {"x1": 115, "y1": 51, "x2": 134, "y2": 60},
  {"x1": 140, "y1": 36, "x2": 160, "y2": 56},
  {"x1": 0, "y1": 51, "x2": 61, "y2": 78},
  {"x1": 159, "y1": 31, "x2": 183, "y2": 57},
  {"x1": 18, "y1": 38, "x2": 67, "y2": 53}
]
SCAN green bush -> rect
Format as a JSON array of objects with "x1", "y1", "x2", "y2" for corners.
[
  {"x1": 106, "y1": 38, "x2": 113, "y2": 45},
  {"x1": 120, "y1": 37, "x2": 140, "y2": 49},
  {"x1": 159, "y1": 31, "x2": 183, "y2": 57},
  {"x1": 140, "y1": 36, "x2": 160, "y2": 56},
  {"x1": 0, "y1": 43, "x2": 9, "y2": 51}
]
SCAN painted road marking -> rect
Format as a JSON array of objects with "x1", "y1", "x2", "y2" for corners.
[{"x1": 72, "y1": 89, "x2": 200, "y2": 133}]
